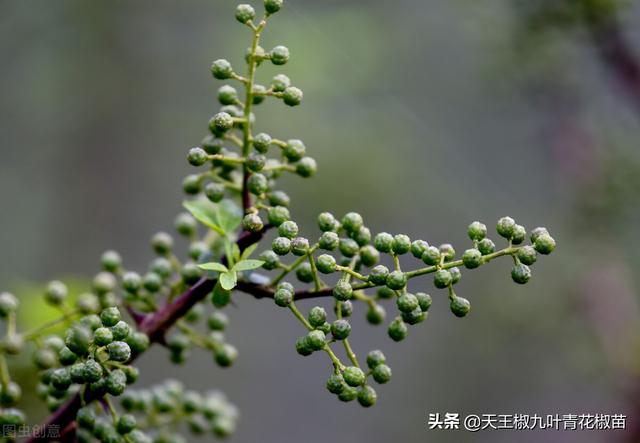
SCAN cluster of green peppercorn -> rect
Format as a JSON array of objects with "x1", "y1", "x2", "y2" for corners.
[
  {"x1": 254, "y1": 209, "x2": 555, "y2": 405},
  {"x1": 0, "y1": 0, "x2": 557, "y2": 439}
]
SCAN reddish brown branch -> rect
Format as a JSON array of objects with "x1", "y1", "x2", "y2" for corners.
[{"x1": 27, "y1": 226, "x2": 337, "y2": 442}]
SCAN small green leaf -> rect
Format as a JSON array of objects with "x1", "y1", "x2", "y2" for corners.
[
  {"x1": 233, "y1": 259, "x2": 265, "y2": 272},
  {"x1": 183, "y1": 200, "x2": 226, "y2": 235},
  {"x1": 216, "y1": 200, "x2": 243, "y2": 233},
  {"x1": 219, "y1": 271, "x2": 237, "y2": 290},
  {"x1": 198, "y1": 262, "x2": 228, "y2": 273},
  {"x1": 224, "y1": 239, "x2": 235, "y2": 268},
  {"x1": 240, "y1": 243, "x2": 258, "y2": 260},
  {"x1": 232, "y1": 244, "x2": 241, "y2": 263}
]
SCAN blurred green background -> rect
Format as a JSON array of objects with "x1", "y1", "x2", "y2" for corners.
[{"x1": 1, "y1": 0, "x2": 640, "y2": 442}]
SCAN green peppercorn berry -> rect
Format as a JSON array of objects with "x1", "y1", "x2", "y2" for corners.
[
  {"x1": 0, "y1": 292, "x2": 18, "y2": 318},
  {"x1": 295, "y1": 262, "x2": 313, "y2": 283},
  {"x1": 83, "y1": 359, "x2": 103, "y2": 383},
  {"x1": 421, "y1": 246, "x2": 441, "y2": 265},
  {"x1": 351, "y1": 226, "x2": 371, "y2": 246},
  {"x1": 57, "y1": 346, "x2": 77, "y2": 365},
  {"x1": 511, "y1": 263, "x2": 531, "y2": 284},
  {"x1": 205, "y1": 311, "x2": 227, "y2": 332},
  {"x1": 252, "y1": 132, "x2": 272, "y2": 153},
  {"x1": 330, "y1": 319, "x2": 351, "y2": 340},
  {"x1": 253, "y1": 87, "x2": 267, "y2": 104},
  {"x1": 517, "y1": 245, "x2": 537, "y2": 265},
  {"x1": 111, "y1": 321, "x2": 131, "y2": 341},
  {"x1": 326, "y1": 373, "x2": 344, "y2": 395},
  {"x1": 338, "y1": 213, "x2": 360, "y2": 234},
  {"x1": 76, "y1": 293, "x2": 100, "y2": 315},
  {"x1": 257, "y1": 250, "x2": 279, "y2": 271},
  {"x1": 116, "y1": 414, "x2": 137, "y2": 434},
  {"x1": 242, "y1": 213, "x2": 264, "y2": 233},
  {"x1": 50, "y1": 368, "x2": 71, "y2": 391},
  {"x1": 273, "y1": 221, "x2": 296, "y2": 241},
  {"x1": 530, "y1": 226, "x2": 548, "y2": 243},
  {"x1": 496, "y1": 216, "x2": 516, "y2": 239},
  {"x1": 268, "y1": 190, "x2": 290, "y2": 207},
  {"x1": 450, "y1": 267, "x2": 462, "y2": 284},
  {"x1": 402, "y1": 306, "x2": 426, "y2": 325},
  {"x1": 295, "y1": 336, "x2": 313, "y2": 356},
  {"x1": 270, "y1": 45, "x2": 289, "y2": 65},
  {"x1": 317, "y1": 212, "x2": 338, "y2": 232},
  {"x1": 271, "y1": 73, "x2": 290, "y2": 92},
  {"x1": 462, "y1": 248, "x2": 483, "y2": 269},
  {"x1": 318, "y1": 231, "x2": 339, "y2": 251},
  {"x1": 359, "y1": 245, "x2": 379, "y2": 267},
  {"x1": 386, "y1": 271, "x2": 407, "y2": 290},
  {"x1": 93, "y1": 327, "x2": 113, "y2": 347},
  {"x1": 0, "y1": 381, "x2": 21, "y2": 407},
  {"x1": 150, "y1": 257, "x2": 172, "y2": 279},
  {"x1": 468, "y1": 221, "x2": 487, "y2": 241},
  {"x1": 366, "y1": 349, "x2": 386, "y2": 368},
  {"x1": 376, "y1": 287, "x2": 395, "y2": 299},
  {"x1": 216, "y1": 85, "x2": 238, "y2": 106},
  {"x1": 316, "y1": 254, "x2": 336, "y2": 274},
  {"x1": 43, "y1": 335, "x2": 65, "y2": 351},
  {"x1": 340, "y1": 300, "x2": 353, "y2": 317},
  {"x1": 264, "y1": 207, "x2": 287, "y2": 228},
  {"x1": 295, "y1": 156, "x2": 317, "y2": 178},
  {"x1": 235, "y1": 4, "x2": 255, "y2": 23},
  {"x1": 168, "y1": 334, "x2": 190, "y2": 354},
  {"x1": 119, "y1": 273, "x2": 140, "y2": 295},
  {"x1": 306, "y1": 306, "x2": 326, "y2": 328},
  {"x1": 201, "y1": 134, "x2": 223, "y2": 155},
  {"x1": 42, "y1": 280, "x2": 67, "y2": 307},
  {"x1": 187, "y1": 147, "x2": 208, "y2": 167},
  {"x1": 76, "y1": 407, "x2": 96, "y2": 430},
  {"x1": 108, "y1": 341, "x2": 132, "y2": 363},
  {"x1": 450, "y1": 296, "x2": 471, "y2": 317},
  {"x1": 282, "y1": 86, "x2": 303, "y2": 106},
  {"x1": 93, "y1": 272, "x2": 116, "y2": 296},
  {"x1": 33, "y1": 348, "x2": 57, "y2": 369},
  {"x1": 151, "y1": 232, "x2": 173, "y2": 256},
  {"x1": 290, "y1": 237, "x2": 309, "y2": 256},
  {"x1": 512, "y1": 224, "x2": 526, "y2": 245},
  {"x1": 343, "y1": 366, "x2": 365, "y2": 387},
  {"x1": 368, "y1": 265, "x2": 389, "y2": 285},
  {"x1": 534, "y1": 233, "x2": 556, "y2": 255},
  {"x1": 182, "y1": 174, "x2": 201, "y2": 195},
  {"x1": 356, "y1": 385, "x2": 377, "y2": 407},
  {"x1": 411, "y1": 240, "x2": 429, "y2": 259},
  {"x1": 203, "y1": 183, "x2": 224, "y2": 203},
  {"x1": 209, "y1": 112, "x2": 234, "y2": 135},
  {"x1": 283, "y1": 139, "x2": 305, "y2": 162},
  {"x1": 439, "y1": 244, "x2": 455, "y2": 262},
  {"x1": 338, "y1": 386, "x2": 358, "y2": 402},
  {"x1": 478, "y1": 238, "x2": 496, "y2": 255},
  {"x1": 65, "y1": 326, "x2": 91, "y2": 356},
  {"x1": 106, "y1": 369, "x2": 127, "y2": 396},
  {"x1": 100, "y1": 307, "x2": 121, "y2": 327},
  {"x1": 392, "y1": 234, "x2": 411, "y2": 255},
  {"x1": 211, "y1": 59, "x2": 233, "y2": 79},
  {"x1": 142, "y1": 272, "x2": 162, "y2": 293},
  {"x1": 397, "y1": 293, "x2": 419, "y2": 313},
  {"x1": 433, "y1": 269, "x2": 453, "y2": 288},
  {"x1": 306, "y1": 330, "x2": 326, "y2": 351},
  {"x1": 388, "y1": 317, "x2": 408, "y2": 342},
  {"x1": 372, "y1": 364, "x2": 392, "y2": 384},
  {"x1": 70, "y1": 362, "x2": 86, "y2": 384},
  {"x1": 247, "y1": 173, "x2": 268, "y2": 195},
  {"x1": 338, "y1": 238, "x2": 359, "y2": 257},
  {"x1": 264, "y1": 0, "x2": 283, "y2": 14},
  {"x1": 246, "y1": 152, "x2": 266, "y2": 172},
  {"x1": 188, "y1": 242, "x2": 207, "y2": 261},
  {"x1": 274, "y1": 288, "x2": 293, "y2": 307},
  {"x1": 333, "y1": 280, "x2": 353, "y2": 301},
  {"x1": 126, "y1": 332, "x2": 150, "y2": 354},
  {"x1": 366, "y1": 304, "x2": 386, "y2": 325},
  {"x1": 278, "y1": 281, "x2": 294, "y2": 293}
]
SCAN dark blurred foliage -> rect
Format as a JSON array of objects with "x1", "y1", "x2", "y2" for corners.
[{"x1": 1, "y1": 0, "x2": 639, "y2": 442}]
